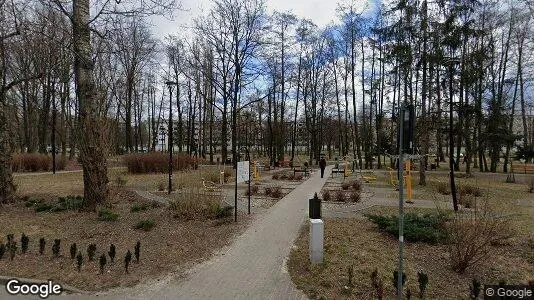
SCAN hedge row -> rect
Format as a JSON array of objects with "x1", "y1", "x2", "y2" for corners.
[{"x1": 11, "y1": 153, "x2": 67, "y2": 172}]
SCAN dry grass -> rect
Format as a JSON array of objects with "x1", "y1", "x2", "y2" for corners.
[{"x1": 288, "y1": 217, "x2": 534, "y2": 300}]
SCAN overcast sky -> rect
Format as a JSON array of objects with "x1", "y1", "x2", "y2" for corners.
[{"x1": 150, "y1": 0, "x2": 370, "y2": 40}]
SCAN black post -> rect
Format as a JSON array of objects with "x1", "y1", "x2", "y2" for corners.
[
  {"x1": 166, "y1": 81, "x2": 177, "y2": 194},
  {"x1": 246, "y1": 148, "x2": 250, "y2": 214},
  {"x1": 234, "y1": 155, "x2": 238, "y2": 222}
]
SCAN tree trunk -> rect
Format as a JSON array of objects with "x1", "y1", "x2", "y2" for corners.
[{"x1": 73, "y1": 0, "x2": 109, "y2": 211}]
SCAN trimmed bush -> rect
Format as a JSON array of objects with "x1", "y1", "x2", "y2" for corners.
[
  {"x1": 125, "y1": 250, "x2": 132, "y2": 273},
  {"x1": 124, "y1": 153, "x2": 201, "y2": 173},
  {"x1": 76, "y1": 252, "x2": 83, "y2": 272},
  {"x1": 108, "y1": 244, "x2": 116, "y2": 263},
  {"x1": 334, "y1": 190, "x2": 346, "y2": 202},
  {"x1": 52, "y1": 239, "x2": 61, "y2": 258},
  {"x1": 39, "y1": 238, "x2": 45, "y2": 255},
  {"x1": 351, "y1": 180, "x2": 362, "y2": 191},
  {"x1": 458, "y1": 184, "x2": 483, "y2": 197},
  {"x1": 211, "y1": 204, "x2": 233, "y2": 219},
  {"x1": 20, "y1": 234, "x2": 29, "y2": 254},
  {"x1": 99, "y1": 254, "x2": 107, "y2": 274},
  {"x1": 135, "y1": 220, "x2": 155, "y2": 231},
  {"x1": 134, "y1": 241, "x2": 140, "y2": 263},
  {"x1": 270, "y1": 187, "x2": 283, "y2": 198},
  {"x1": 11, "y1": 153, "x2": 68, "y2": 172},
  {"x1": 322, "y1": 190, "x2": 331, "y2": 202},
  {"x1": 87, "y1": 244, "x2": 97, "y2": 261},
  {"x1": 367, "y1": 212, "x2": 450, "y2": 244},
  {"x1": 436, "y1": 181, "x2": 451, "y2": 195},
  {"x1": 341, "y1": 182, "x2": 351, "y2": 190},
  {"x1": 348, "y1": 191, "x2": 361, "y2": 203},
  {"x1": 33, "y1": 196, "x2": 83, "y2": 213},
  {"x1": 70, "y1": 243, "x2": 77, "y2": 259},
  {"x1": 0, "y1": 243, "x2": 5, "y2": 259},
  {"x1": 264, "y1": 186, "x2": 272, "y2": 196}
]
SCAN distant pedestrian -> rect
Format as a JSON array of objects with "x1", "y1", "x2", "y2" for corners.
[{"x1": 319, "y1": 156, "x2": 326, "y2": 178}]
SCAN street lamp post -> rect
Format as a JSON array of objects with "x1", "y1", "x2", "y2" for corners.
[{"x1": 166, "y1": 81, "x2": 177, "y2": 194}]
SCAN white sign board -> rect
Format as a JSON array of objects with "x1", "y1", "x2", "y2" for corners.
[{"x1": 237, "y1": 161, "x2": 250, "y2": 183}]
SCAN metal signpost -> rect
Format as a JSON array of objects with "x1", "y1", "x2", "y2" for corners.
[
  {"x1": 397, "y1": 103, "x2": 414, "y2": 299},
  {"x1": 165, "y1": 81, "x2": 177, "y2": 194}
]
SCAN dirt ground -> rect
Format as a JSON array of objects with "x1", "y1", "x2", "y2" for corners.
[
  {"x1": 289, "y1": 168, "x2": 534, "y2": 299},
  {"x1": 0, "y1": 189, "x2": 251, "y2": 291},
  {"x1": 289, "y1": 216, "x2": 534, "y2": 300}
]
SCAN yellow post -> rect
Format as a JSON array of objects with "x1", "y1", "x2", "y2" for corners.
[
  {"x1": 405, "y1": 160, "x2": 413, "y2": 203},
  {"x1": 344, "y1": 162, "x2": 350, "y2": 177}
]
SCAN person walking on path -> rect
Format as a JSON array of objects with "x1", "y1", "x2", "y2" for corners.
[{"x1": 319, "y1": 156, "x2": 327, "y2": 178}]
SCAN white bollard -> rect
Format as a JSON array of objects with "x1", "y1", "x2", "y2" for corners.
[{"x1": 309, "y1": 219, "x2": 324, "y2": 264}]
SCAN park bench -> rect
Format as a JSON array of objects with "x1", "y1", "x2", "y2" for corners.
[
  {"x1": 512, "y1": 164, "x2": 534, "y2": 174},
  {"x1": 293, "y1": 167, "x2": 309, "y2": 177},
  {"x1": 331, "y1": 168, "x2": 345, "y2": 178}
]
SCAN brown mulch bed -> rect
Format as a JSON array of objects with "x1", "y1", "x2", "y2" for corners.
[
  {"x1": 288, "y1": 218, "x2": 534, "y2": 300},
  {"x1": 0, "y1": 189, "x2": 249, "y2": 291}
]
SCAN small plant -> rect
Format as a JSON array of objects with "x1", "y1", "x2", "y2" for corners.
[
  {"x1": 470, "y1": 278, "x2": 481, "y2": 300},
  {"x1": 135, "y1": 220, "x2": 155, "y2": 231},
  {"x1": 264, "y1": 186, "x2": 272, "y2": 196},
  {"x1": 157, "y1": 181, "x2": 166, "y2": 191},
  {"x1": 418, "y1": 271, "x2": 428, "y2": 299},
  {"x1": 134, "y1": 241, "x2": 140, "y2": 263},
  {"x1": 0, "y1": 243, "x2": 5, "y2": 259},
  {"x1": 322, "y1": 190, "x2": 331, "y2": 201},
  {"x1": 7, "y1": 233, "x2": 14, "y2": 246},
  {"x1": 21, "y1": 234, "x2": 29, "y2": 254},
  {"x1": 341, "y1": 182, "x2": 351, "y2": 190},
  {"x1": 87, "y1": 244, "x2": 97, "y2": 261},
  {"x1": 52, "y1": 239, "x2": 61, "y2": 258},
  {"x1": 347, "y1": 265, "x2": 354, "y2": 287},
  {"x1": 108, "y1": 244, "x2": 116, "y2": 263},
  {"x1": 528, "y1": 178, "x2": 534, "y2": 193},
  {"x1": 351, "y1": 180, "x2": 361, "y2": 191},
  {"x1": 70, "y1": 243, "x2": 77, "y2": 259},
  {"x1": 211, "y1": 204, "x2": 233, "y2": 219},
  {"x1": 458, "y1": 184, "x2": 483, "y2": 197},
  {"x1": 371, "y1": 268, "x2": 384, "y2": 300},
  {"x1": 334, "y1": 190, "x2": 346, "y2": 202},
  {"x1": 272, "y1": 172, "x2": 280, "y2": 180},
  {"x1": 39, "y1": 238, "x2": 45, "y2": 255},
  {"x1": 9, "y1": 242, "x2": 17, "y2": 260},
  {"x1": 393, "y1": 270, "x2": 406, "y2": 295},
  {"x1": 99, "y1": 254, "x2": 107, "y2": 274},
  {"x1": 76, "y1": 252, "x2": 83, "y2": 272},
  {"x1": 98, "y1": 209, "x2": 119, "y2": 221},
  {"x1": 294, "y1": 173, "x2": 303, "y2": 180},
  {"x1": 436, "y1": 181, "x2": 450, "y2": 195},
  {"x1": 125, "y1": 250, "x2": 132, "y2": 273},
  {"x1": 245, "y1": 185, "x2": 259, "y2": 196},
  {"x1": 130, "y1": 203, "x2": 148, "y2": 213},
  {"x1": 348, "y1": 191, "x2": 361, "y2": 203},
  {"x1": 270, "y1": 187, "x2": 283, "y2": 198}
]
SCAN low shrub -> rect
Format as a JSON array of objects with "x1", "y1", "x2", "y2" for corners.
[
  {"x1": 124, "y1": 153, "x2": 201, "y2": 173},
  {"x1": 99, "y1": 254, "x2": 107, "y2": 274},
  {"x1": 76, "y1": 252, "x2": 83, "y2": 272},
  {"x1": 134, "y1": 241, "x2": 141, "y2": 263},
  {"x1": 294, "y1": 173, "x2": 303, "y2": 180},
  {"x1": 436, "y1": 181, "x2": 451, "y2": 195},
  {"x1": 130, "y1": 203, "x2": 148, "y2": 213},
  {"x1": 124, "y1": 250, "x2": 132, "y2": 273},
  {"x1": 446, "y1": 201, "x2": 514, "y2": 273},
  {"x1": 334, "y1": 190, "x2": 346, "y2": 202},
  {"x1": 70, "y1": 243, "x2": 77, "y2": 259},
  {"x1": 272, "y1": 172, "x2": 280, "y2": 180},
  {"x1": 322, "y1": 190, "x2": 331, "y2": 202},
  {"x1": 157, "y1": 181, "x2": 166, "y2": 191},
  {"x1": 39, "y1": 238, "x2": 45, "y2": 255},
  {"x1": 351, "y1": 180, "x2": 362, "y2": 191},
  {"x1": 341, "y1": 182, "x2": 351, "y2": 190},
  {"x1": 11, "y1": 153, "x2": 67, "y2": 172},
  {"x1": 98, "y1": 209, "x2": 119, "y2": 221},
  {"x1": 459, "y1": 194, "x2": 476, "y2": 209},
  {"x1": 169, "y1": 189, "x2": 221, "y2": 220},
  {"x1": 348, "y1": 191, "x2": 361, "y2": 203},
  {"x1": 33, "y1": 196, "x2": 83, "y2": 213},
  {"x1": 458, "y1": 184, "x2": 483, "y2": 197},
  {"x1": 135, "y1": 220, "x2": 155, "y2": 231},
  {"x1": 210, "y1": 203, "x2": 233, "y2": 219},
  {"x1": 0, "y1": 243, "x2": 5, "y2": 259},
  {"x1": 108, "y1": 244, "x2": 116, "y2": 263},
  {"x1": 52, "y1": 239, "x2": 61, "y2": 258},
  {"x1": 264, "y1": 186, "x2": 272, "y2": 196},
  {"x1": 270, "y1": 187, "x2": 283, "y2": 198},
  {"x1": 529, "y1": 178, "x2": 534, "y2": 193},
  {"x1": 245, "y1": 185, "x2": 259, "y2": 196},
  {"x1": 367, "y1": 212, "x2": 450, "y2": 244},
  {"x1": 114, "y1": 173, "x2": 128, "y2": 187}
]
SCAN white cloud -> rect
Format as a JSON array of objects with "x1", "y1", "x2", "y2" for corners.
[{"x1": 149, "y1": 0, "x2": 370, "y2": 40}]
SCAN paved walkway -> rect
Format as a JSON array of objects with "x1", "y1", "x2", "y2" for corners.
[{"x1": 51, "y1": 165, "x2": 331, "y2": 300}]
